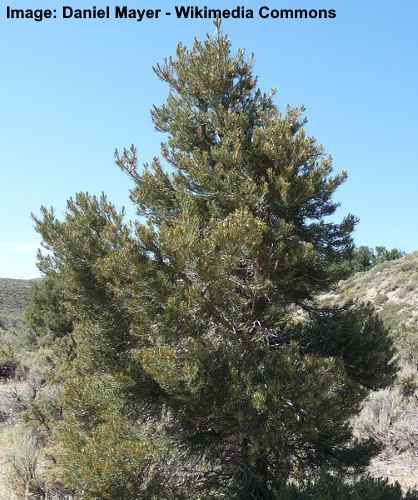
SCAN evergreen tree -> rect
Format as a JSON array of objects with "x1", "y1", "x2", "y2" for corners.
[
  {"x1": 345, "y1": 245, "x2": 405, "y2": 274},
  {"x1": 30, "y1": 24, "x2": 396, "y2": 498}
]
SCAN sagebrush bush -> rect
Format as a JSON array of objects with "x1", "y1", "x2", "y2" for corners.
[
  {"x1": 354, "y1": 388, "x2": 404, "y2": 444},
  {"x1": 4, "y1": 425, "x2": 44, "y2": 498},
  {"x1": 398, "y1": 363, "x2": 418, "y2": 398},
  {"x1": 395, "y1": 327, "x2": 418, "y2": 366}
]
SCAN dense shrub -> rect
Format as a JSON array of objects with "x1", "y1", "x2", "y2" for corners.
[{"x1": 274, "y1": 474, "x2": 418, "y2": 500}]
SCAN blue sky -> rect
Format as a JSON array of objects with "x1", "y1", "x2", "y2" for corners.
[{"x1": 1, "y1": 0, "x2": 418, "y2": 278}]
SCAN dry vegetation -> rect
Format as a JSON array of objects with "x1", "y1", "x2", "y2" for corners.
[
  {"x1": 0, "y1": 279, "x2": 44, "y2": 499},
  {"x1": 324, "y1": 252, "x2": 418, "y2": 336},
  {"x1": 323, "y1": 252, "x2": 418, "y2": 489}
]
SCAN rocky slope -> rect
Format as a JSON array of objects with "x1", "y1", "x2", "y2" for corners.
[
  {"x1": 324, "y1": 251, "x2": 418, "y2": 339},
  {"x1": 323, "y1": 252, "x2": 418, "y2": 490}
]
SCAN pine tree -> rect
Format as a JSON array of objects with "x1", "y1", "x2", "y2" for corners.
[
  {"x1": 30, "y1": 24, "x2": 396, "y2": 498},
  {"x1": 344, "y1": 245, "x2": 405, "y2": 274}
]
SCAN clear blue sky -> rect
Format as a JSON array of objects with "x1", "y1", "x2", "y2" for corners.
[{"x1": 1, "y1": 1, "x2": 418, "y2": 278}]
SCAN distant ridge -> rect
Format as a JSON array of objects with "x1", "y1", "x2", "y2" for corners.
[{"x1": 0, "y1": 278, "x2": 37, "y2": 330}]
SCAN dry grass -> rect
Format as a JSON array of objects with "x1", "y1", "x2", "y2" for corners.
[{"x1": 0, "y1": 381, "x2": 22, "y2": 500}]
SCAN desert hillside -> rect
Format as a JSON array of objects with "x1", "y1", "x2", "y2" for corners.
[
  {"x1": 323, "y1": 252, "x2": 418, "y2": 490},
  {"x1": 0, "y1": 278, "x2": 35, "y2": 331},
  {"x1": 324, "y1": 251, "x2": 418, "y2": 338}
]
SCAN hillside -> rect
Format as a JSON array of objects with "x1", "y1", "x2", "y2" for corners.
[
  {"x1": 0, "y1": 278, "x2": 35, "y2": 331},
  {"x1": 324, "y1": 251, "x2": 418, "y2": 339},
  {"x1": 323, "y1": 252, "x2": 418, "y2": 490}
]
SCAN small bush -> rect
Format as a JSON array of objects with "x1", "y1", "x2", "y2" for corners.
[
  {"x1": 399, "y1": 364, "x2": 418, "y2": 398},
  {"x1": 4, "y1": 426, "x2": 45, "y2": 498},
  {"x1": 354, "y1": 388, "x2": 403, "y2": 444},
  {"x1": 395, "y1": 327, "x2": 418, "y2": 365}
]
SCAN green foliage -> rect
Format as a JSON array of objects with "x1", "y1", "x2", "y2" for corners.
[
  {"x1": 28, "y1": 25, "x2": 398, "y2": 498},
  {"x1": 303, "y1": 303, "x2": 396, "y2": 390},
  {"x1": 25, "y1": 273, "x2": 73, "y2": 339},
  {"x1": 0, "y1": 330, "x2": 18, "y2": 377},
  {"x1": 0, "y1": 279, "x2": 36, "y2": 378},
  {"x1": 345, "y1": 245, "x2": 405, "y2": 275},
  {"x1": 271, "y1": 474, "x2": 418, "y2": 500},
  {"x1": 55, "y1": 375, "x2": 171, "y2": 500}
]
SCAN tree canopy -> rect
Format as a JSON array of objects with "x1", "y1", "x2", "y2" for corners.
[{"x1": 346, "y1": 246, "x2": 405, "y2": 275}]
